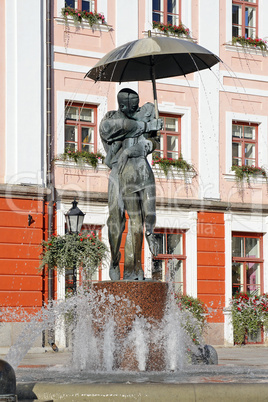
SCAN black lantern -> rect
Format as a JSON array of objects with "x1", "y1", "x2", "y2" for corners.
[{"x1": 65, "y1": 199, "x2": 85, "y2": 234}]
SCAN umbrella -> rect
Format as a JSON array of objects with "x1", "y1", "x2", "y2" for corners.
[{"x1": 86, "y1": 31, "x2": 221, "y2": 117}]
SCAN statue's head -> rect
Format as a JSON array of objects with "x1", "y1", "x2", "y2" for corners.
[{"x1": 117, "y1": 88, "x2": 139, "y2": 118}]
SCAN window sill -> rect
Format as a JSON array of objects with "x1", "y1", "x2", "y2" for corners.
[
  {"x1": 223, "y1": 172, "x2": 267, "y2": 184},
  {"x1": 55, "y1": 159, "x2": 109, "y2": 171},
  {"x1": 153, "y1": 165, "x2": 196, "y2": 183},
  {"x1": 143, "y1": 29, "x2": 196, "y2": 42},
  {"x1": 55, "y1": 17, "x2": 112, "y2": 32},
  {"x1": 224, "y1": 42, "x2": 267, "y2": 55}
]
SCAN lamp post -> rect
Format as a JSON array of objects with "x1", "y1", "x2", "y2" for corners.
[{"x1": 65, "y1": 199, "x2": 85, "y2": 293}]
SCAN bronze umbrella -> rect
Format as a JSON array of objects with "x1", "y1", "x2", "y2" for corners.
[{"x1": 86, "y1": 32, "x2": 221, "y2": 116}]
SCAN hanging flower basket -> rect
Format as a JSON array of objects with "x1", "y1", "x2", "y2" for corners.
[
  {"x1": 39, "y1": 232, "x2": 107, "y2": 277},
  {"x1": 232, "y1": 36, "x2": 267, "y2": 51},
  {"x1": 152, "y1": 21, "x2": 190, "y2": 38},
  {"x1": 231, "y1": 165, "x2": 268, "y2": 185},
  {"x1": 56, "y1": 149, "x2": 105, "y2": 169},
  {"x1": 152, "y1": 153, "x2": 196, "y2": 178},
  {"x1": 61, "y1": 6, "x2": 106, "y2": 27}
]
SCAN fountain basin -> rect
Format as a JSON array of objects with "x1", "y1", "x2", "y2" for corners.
[{"x1": 16, "y1": 382, "x2": 268, "y2": 402}]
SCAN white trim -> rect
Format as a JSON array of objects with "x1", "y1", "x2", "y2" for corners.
[
  {"x1": 55, "y1": 159, "x2": 108, "y2": 171},
  {"x1": 220, "y1": 70, "x2": 268, "y2": 84},
  {"x1": 54, "y1": 62, "x2": 92, "y2": 74},
  {"x1": 224, "y1": 212, "x2": 268, "y2": 345},
  {"x1": 53, "y1": 45, "x2": 106, "y2": 59},
  {"x1": 145, "y1": 0, "x2": 153, "y2": 32},
  {"x1": 226, "y1": 0, "x2": 232, "y2": 44},
  {"x1": 223, "y1": 173, "x2": 267, "y2": 184},
  {"x1": 221, "y1": 85, "x2": 268, "y2": 98},
  {"x1": 158, "y1": 102, "x2": 192, "y2": 163},
  {"x1": 155, "y1": 76, "x2": 199, "y2": 88},
  {"x1": 224, "y1": 43, "x2": 268, "y2": 56},
  {"x1": 153, "y1": 166, "x2": 196, "y2": 183},
  {"x1": 55, "y1": 17, "x2": 111, "y2": 32},
  {"x1": 56, "y1": 91, "x2": 107, "y2": 155},
  {"x1": 181, "y1": 0, "x2": 192, "y2": 34},
  {"x1": 225, "y1": 112, "x2": 268, "y2": 174},
  {"x1": 231, "y1": 213, "x2": 268, "y2": 234},
  {"x1": 259, "y1": 0, "x2": 268, "y2": 41},
  {"x1": 224, "y1": 213, "x2": 232, "y2": 309},
  {"x1": 155, "y1": 209, "x2": 198, "y2": 297},
  {"x1": 264, "y1": 216, "x2": 268, "y2": 294}
]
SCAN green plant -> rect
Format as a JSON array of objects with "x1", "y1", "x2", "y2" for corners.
[
  {"x1": 231, "y1": 165, "x2": 267, "y2": 185},
  {"x1": 39, "y1": 232, "x2": 107, "y2": 279},
  {"x1": 152, "y1": 153, "x2": 196, "y2": 178},
  {"x1": 231, "y1": 293, "x2": 268, "y2": 345},
  {"x1": 175, "y1": 293, "x2": 207, "y2": 345},
  {"x1": 62, "y1": 6, "x2": 106, "y2": 27},
  {"x1": 57, "y1": 149, "x2": 105, "y2": 168},
  {"x1": 232, "y1": 36, "x2": 267, "y2": 51},
  {"x1": 153, "y1": 21, "x2": 190, "y2": 38}
]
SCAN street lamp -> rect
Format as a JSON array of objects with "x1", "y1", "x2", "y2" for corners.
[
  {"x1": 65, "y1": 199, "x2": 85, "y2": 234},
  {"x1": 65, "y1": 199, "x2": 85, "y2": 293}
]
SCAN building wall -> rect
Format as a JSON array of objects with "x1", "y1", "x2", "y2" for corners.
[{"x1": 1, "y1": 0, "x2": 268, "y2": 348}]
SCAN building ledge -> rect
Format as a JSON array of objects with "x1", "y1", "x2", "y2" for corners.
[
  {"x1": 0, "y1": 184, "x2": 50, "y2": 199},
  {"x1": 55, "y1": 17, "x2": 113, "y2": 32},
  {"x1": 223, "y1": 172, "x2": 267, "y2": 185},
  {"x1": 55, "y1": 160, "x2": 109, "y2": 172},
  {"x1": 153, "y1": 166, "x2": 196, "y2": 183},
  {"x1": 224, "y1": 42, "x2": 267, "y2": 56}
]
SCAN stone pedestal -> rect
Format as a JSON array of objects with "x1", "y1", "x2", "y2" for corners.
[{"x1": 92, "y1": 281, "x2": 168, "y2": 371}]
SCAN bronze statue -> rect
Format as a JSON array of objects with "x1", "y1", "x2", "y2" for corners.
[{"x1": 100, "y1": 88, "x2": 162, "y2": 280}]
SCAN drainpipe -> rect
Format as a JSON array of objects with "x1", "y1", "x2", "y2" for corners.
[
  {"x1": 46, "y1": 0, "x2": 58, "y2": 352},
  {"x1": 46, "y1": 0, "x2": 55, "y2": 347}
]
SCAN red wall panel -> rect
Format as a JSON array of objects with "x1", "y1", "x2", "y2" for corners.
[
  {"x1": 0, "y1": 197, "x2": 48, "y2": 314},
  {"x1": 197, "y1": 212, "x2": 225, "y2": 323}
]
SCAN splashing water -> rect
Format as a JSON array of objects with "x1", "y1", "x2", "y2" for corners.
[{"x1": 2, "y1": 284, "x2": 203, "y2": 372}]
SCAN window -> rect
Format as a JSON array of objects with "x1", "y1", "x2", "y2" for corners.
[
  {"x1": 65, "y1": 0, "x2": 96, "y2": 12},
  {"x1": 232, "y1": 233, "x2": 263, "y2": 296},
  {"x1": 65, "y1": 225, "x2": 102, "y2": 294},
  {"x1": 232, "y1": 0, "x2": 258, "y2": 39},
  {"x1": 232, "y1": 122, "x2": 258, "y2": 166},
  {"x1": 154, "y1": 114, "x2": 181, "y2": 159},
  {"x1": 65, "y1": 103, "x2": 97, "y2": 152},
  {"x1": 152, "y1": 229, "x2": 186, "y2": 292},
  {"x1": 152, "y1": 0, "x2": 180, "y2": 25}
]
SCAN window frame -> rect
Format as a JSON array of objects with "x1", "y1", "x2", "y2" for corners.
[
  {"x1": 152, "y1": 0, "x2": 181, "y2": 25},
  {"x1": 65, "y1": 0, "x2": 97, "y2": 12},
  {"x1": 152, "y1": 228, "x2": 186, "y2": 293},
  {"x1": 64, "y1": 102, "x2": 98, "y2": 153},
  {"x1": 232, "y1": 121, "x2": 258, "y2": 167},
  {"x1": 155, "y1": 113, "x2": 181, "y2": 159},
  {"x1": 232, "y1": 0, "x2": 258, "y2": 39},
  {"x1": 232, "y1": 232, "x2": 263, "y2": 296}
]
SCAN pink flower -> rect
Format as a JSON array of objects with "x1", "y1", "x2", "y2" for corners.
[{"x1": 78, "y1": 13, "x2": 81, "y2": 17}]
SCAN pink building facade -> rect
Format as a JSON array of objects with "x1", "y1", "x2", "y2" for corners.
[{"x1": 1, "y1": 0, "x2": 268, "y2": 349}]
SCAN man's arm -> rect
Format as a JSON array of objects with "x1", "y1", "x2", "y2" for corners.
[
  {"x1": 100, "y1": 116, "x2": 146, "y2": 144},
  {"x1": 117, "y1": 138, "x2": 154, "y2": 174},
  {"x1": 100, "y1": 113, "x2": 162, "y2": 144}
]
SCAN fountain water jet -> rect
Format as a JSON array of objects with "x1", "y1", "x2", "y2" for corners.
[{"x1": 2, "y1": 280, "x2": 208, "y2": 373}]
